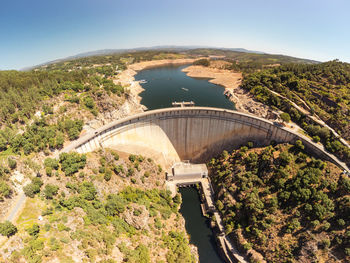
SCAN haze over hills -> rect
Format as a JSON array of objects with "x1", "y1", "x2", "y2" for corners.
[{"x1": 24, "y1": 45, "x2": 319, "y2": 71}]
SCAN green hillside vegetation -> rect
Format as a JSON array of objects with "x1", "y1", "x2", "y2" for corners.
[
  {"x1": 0, "y1": 150, "x2": 195, "y2": 263},
  {"x1": 209, "y1": 142, "x2": 349, "y2": 262},
  {"x1": 241, "y1": 60, "x2": 350, "y2": 165},
  {"x1": 40, "y1": 48, "x2": 317, "y2": 73},
  {"x1": 40, "y1": 51, "x2": 187, "y2": 72},
  {"x1": 185, "y1": 48, "x2": 317, "y2": 72}
]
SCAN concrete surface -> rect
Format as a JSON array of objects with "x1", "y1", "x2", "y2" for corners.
[{"x1": 62, "y1": 107, "x2": 349, "y2": 172}]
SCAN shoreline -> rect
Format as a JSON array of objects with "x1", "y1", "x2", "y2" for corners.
[
  {"x1": 182, "y1": 65, "x2": 281, "y2": 122},
  {"x1": 115, "y1": 58, "x2": 198, "y2": 107}
]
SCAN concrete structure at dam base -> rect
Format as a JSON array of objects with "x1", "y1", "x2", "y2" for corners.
[{"x1": 62, "y1": 107, "x2": 349, "y2": 173}]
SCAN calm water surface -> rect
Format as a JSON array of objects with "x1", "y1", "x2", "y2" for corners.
[
  {"x1": 135, "y1": 65, "x2": 234, "y2": 110},
  {"x1": 179, "y1": 188, "x2": 224, "y2": 263}
]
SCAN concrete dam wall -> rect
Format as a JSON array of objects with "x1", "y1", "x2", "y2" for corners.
[{"x1": 63, "y1": 107, "x2": 349, "y2": 171}]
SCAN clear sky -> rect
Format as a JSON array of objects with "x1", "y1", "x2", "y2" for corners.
[{"x1": 1, "y1": 0, "x2": 350, "y2": 70}]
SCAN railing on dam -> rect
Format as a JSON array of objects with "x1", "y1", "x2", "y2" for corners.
[{"x1": 62, "y1": 107, "x2": 349, "y2": 173}]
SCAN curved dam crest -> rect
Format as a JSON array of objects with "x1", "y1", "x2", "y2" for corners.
[{"x1": 62, "y1": 107, "x2": 349, "y2": 172}]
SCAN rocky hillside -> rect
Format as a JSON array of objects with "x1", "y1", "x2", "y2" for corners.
[
  {"x1": 0, "y1": 51, "x2": 199, "y2": 263},
  {"x1": 208, "y1": 142, "x2": 349, "y2": 263},
  {"x1": 0, "y1": 150, "x2": 197, "y2": 262}
]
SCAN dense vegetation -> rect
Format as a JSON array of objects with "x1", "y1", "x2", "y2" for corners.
[
  {"x1": 0, "y1": 150, "x2": 196, "y2": 262},
  {"x1": 185, "y1": 48, "x2": 317, "y2": 73},
  {"x1": 40, "y1": 51, "x2": 187, "y2": 72},
  {"x1": 241, "y1": 61, "x2": 350, "y2": 165},
  {"x1": 0, "y1": 48, "x2": 348, "y2": 262},
  {"x1": 209, "y1": 142, "x2": 349, "y2": 262}
]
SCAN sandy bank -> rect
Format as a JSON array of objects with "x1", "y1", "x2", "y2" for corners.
[
  {"x1": 182, "y1": 65, "x2": 280, "y2": 121},
  {"x1": 115, "y1": 58, "x2": 197, "y2": 108}
]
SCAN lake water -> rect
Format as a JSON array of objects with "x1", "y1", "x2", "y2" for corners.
[{"x1": 135, "y1": 65, "x2": 235, "y2": 110}]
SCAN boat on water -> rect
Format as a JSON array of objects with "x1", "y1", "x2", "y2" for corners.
[
  {"x1": 181, "y1": 87, "x2": 189, "y2": 91},
  {"x1": 139, "y1": 79, "x2": 148, "y2": 84}
]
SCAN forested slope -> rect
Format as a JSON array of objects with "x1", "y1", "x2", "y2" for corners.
[
  {"x1": 209, "y1": 142, "x2": 350, "y2": 262},
  {"x1": 241, "y1": 60, "x2": 350, "y2": 166}
]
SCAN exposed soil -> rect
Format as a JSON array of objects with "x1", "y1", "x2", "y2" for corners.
[
  {"x1": 115, "y1": 58, "x2": 198, "y2": 107},
  {"x1": 182, "y1": 65, "x2": 281, "y2": 122}
]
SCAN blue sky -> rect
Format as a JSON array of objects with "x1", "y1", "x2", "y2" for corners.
[{"x1": 1, "y1": 0, "x2": 349, "y2": 69}]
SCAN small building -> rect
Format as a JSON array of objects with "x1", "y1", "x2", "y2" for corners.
[{"x1": 166, "y1": 162, "x2": 208, "y2": 181}]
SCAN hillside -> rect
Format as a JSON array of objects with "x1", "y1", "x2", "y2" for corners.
[
  {"x1": 208, "y1": 142, "x2": 349, "y2": 262},
  {"x1": 241, "y1": 60, "x2": 350, "y2": 166},
  {"x1": 0, "y1": 150, "x2": 196, "y2": 262},
  {"x1": 36, "y1": 48, "x2": 318, "y2": 73},
  {"x1": 0, "y1": 49, "x2": 348, "y2": 263},
  {"x1": 0, "y1": 51, "x2": 200, "y2": 263}
]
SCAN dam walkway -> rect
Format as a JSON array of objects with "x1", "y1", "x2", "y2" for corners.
[{"x1": 167, "y1": 177, "x2": 248, "y2": 263}]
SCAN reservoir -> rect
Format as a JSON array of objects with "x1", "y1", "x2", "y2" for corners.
[
  {"x1": 135, "y1": 65, "x2": 234, "y2": 110},
  {"x1": 179, "y1": 187, "x2": 224, "y2": 263}
]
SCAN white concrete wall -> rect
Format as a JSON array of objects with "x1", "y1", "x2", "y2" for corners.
[{"x1": 63, "y1": 107, "x2": 349, "y2": 172}]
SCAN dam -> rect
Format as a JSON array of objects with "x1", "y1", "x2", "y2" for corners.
[{"x1": 62, "y1": 107, "x2": 349, "y2": 172}]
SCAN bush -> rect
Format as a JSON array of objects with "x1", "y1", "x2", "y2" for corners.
[
  {"x1": 312, "y1": 135, "x2": 320, "y2": 143},
  {"x1": 59, "y1": 152, "x2": 86, "y2": 176},
  {"x1": 27, "y1": 223, "x2": 40, "y2": 238},
  {"x1": 129, "y1": 154, "x2": 136, "y2": 162},
  {"x1": 193, "y1": 59, "x2": 210, "y2": 67},
  {"x1": 44, "y1": 158, "x2": 59, "y2": 170},
  {"x1": 105, "y1": 194, "x2": 126, "y2": 216},
  {"x1": 0, "y1": 181, "x2": 11, "y2": 199},
  {"x1": 104, "y1": 170, "x2": 112, "y2": 181},
  {"x1": 8, "y1": 158, "x2": 17, "y2": 169},
  {"x1": 0, "y1": 221, "x2": 17, "y2": 237},
  {"x1": 83, "y1": 96, "x2": 95, "y2": 109},
  {"x1": 295, "y1": 140, "x2": 305, "y2": 150},
  {"x1": 44, "y1": 184, "x2": 59, "y2": 199},
  {"x1": 280, "y1": 112, "x2": 291, "y2": 123},
  {"x1": 23, "y1": 178, "x2": 43, "y2": 198}
]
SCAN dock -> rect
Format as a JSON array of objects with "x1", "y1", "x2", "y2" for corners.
[{"x1": 172, "y1": 101, "x2": 195, "y2": 107}]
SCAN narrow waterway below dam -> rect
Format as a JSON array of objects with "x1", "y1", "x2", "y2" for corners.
[{"x1": 179, "y1": 187, "x2": 225, "y2": 263}]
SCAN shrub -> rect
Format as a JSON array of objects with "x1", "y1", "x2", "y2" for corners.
[
  {"x1": 23, "y1": 178, "x2": 43, "y2": 198},
  {"x1": 312, "y1": 136, "x2": 320, "y2": 143},
  {"x1": 59, "y1": 152, "x2": 86, "y2": 176},
  {"x1": 129, "y1": 154, "x2": 136, "y2": 162},
  {"x1": 83, "y1": 96, "x2": 95, "y2": 109},
  {"x1": 44, "y1": 184, "x2": 59, "y2": 199},
  {"x1": 193, "y1": 59, "x2": 210, "y2": 67},
  {"x1": 105, "y1": 194, "x2": 126, "y2": 216},
  {"x1": 0, "y1": 181, "x2": 11, "y2": 199},
  {"x1": 8, "y1": 158, "x2": 17, "y2": 169},
  {"x1": 104, "y1": 170, "x2": 112, "y2": 181},
  {"x1": 0, "y1": 221, "x2": 17, "y2": 237},
  {"x1": 44, "y1": 158, "x2": 59, "y2": 170},
  {"x1": 27, "y1": 223, "x2": 40, "y2": 238},
  {"x1": 280, "y1": 112, "x2": 291, "y2": 123}
]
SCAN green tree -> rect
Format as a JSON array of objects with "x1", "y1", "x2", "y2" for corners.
[
  {"x1": 8, "y1": 158, "x2": 17, "y2": 169},
  {"x1": 59, "y1": 152, "x2": 86, "y2": 176},
  {"x1": 105, "y1": 194, "x2": 126, "y2": 216},
  {"x1": 44, "y1": 184, "x2": 59, "y2": 199},
  {"x1": 27, "y1": 223, "x2": 40, "y2": 238},
  {"x1": 280, "y1": 112, "x2": 291, "y2": 123},
  {"x1": 0, "y1": 221, "x2": 17, "y2": 237}
]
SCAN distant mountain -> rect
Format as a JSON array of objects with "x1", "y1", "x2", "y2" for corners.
[
  {"x1": 69, "y1": 46, "x2": 266, "y2": 59},
  {"x1": 25, "y1": 45, "x2": 317, "y2": 70}
]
